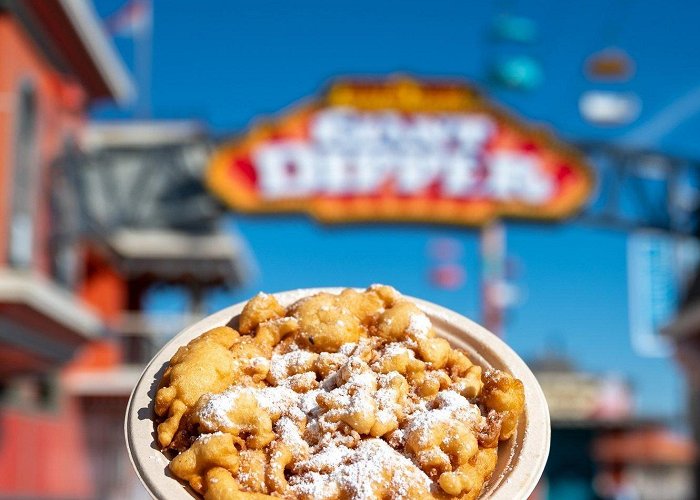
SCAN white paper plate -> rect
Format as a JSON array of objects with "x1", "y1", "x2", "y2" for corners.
[{"x1": 125, "y1": 288, "x2": 550, "y2": 499}]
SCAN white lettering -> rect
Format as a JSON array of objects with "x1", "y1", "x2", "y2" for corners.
[
  {"x1": 442, "y1": 155, "x2": 480, "y2": 196},
  {"x1": 254, "y1": 142, "x2": 316, "y2": 198},
  {"x1": 252, "y1": 109, "x2": 554, "y2": 205},
  {"x1": 396, "y1": 153, "x2": 442, "y2": 193},
  {"x1": 487, "y1": 153, "x2": 553, "y2": 203}
]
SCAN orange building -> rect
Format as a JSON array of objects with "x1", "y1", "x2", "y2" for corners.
[{"x1": 0, "y1": 1, "x2": 133, "y2": 498}]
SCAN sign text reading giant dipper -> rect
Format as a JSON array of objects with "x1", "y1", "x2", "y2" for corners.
[{"x1": 207, "y1": 77, "x2": 593, "y2": 225}]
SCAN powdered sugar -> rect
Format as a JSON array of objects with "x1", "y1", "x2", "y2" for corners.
[
  {"x1": 339, "y1": 341, "x2": 362, "y2": 356},
  {"x1": 256, "y1": 386, "x2": 306, "y2": 421},
  {"x1": 275, "y1": 417, "x2": 308, "y2": 458},
  {"x1": 404, "y1": 390, "x2": 481, "y2": 447},
  {"x1": 406, "y1": 312, "x2": 431, "y2": 339},
  {"x1": 268, "y1": 350, "x2": 317, "y2": 383},
  {"x1": 289, "y1": 439, "x2": 431, "y2": 499},
  {"x1": 248, "y1": 356, "x2": 269, "y2": 369},
  {"x1": 185, "y1": 288, "x2": 501, "y2": 499},
  {"x1": 195, "y1": 431, "x2": 226, "y2": 444},
  {"x1": 196, "y1": 384, "x2": 308, "y2": 429},
  {"x1": 195, "y1": 389, "x2": 243, "y2": 429},
  {"x1": 374, "y1": 372, "x2": 403, "y2": 427},
  {"x1": 382, "y1": 342, "x2": 411, "y2": 358}
]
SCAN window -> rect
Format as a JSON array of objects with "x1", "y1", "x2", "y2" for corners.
[
  {"x1": 0, "y1": 373, "x2": 58, "y2": 412},
  {"x1": 50, "y1": 138, "x2": 81, "y2": 288},
  {"x1": 8, "y1": 81, "x2": 38, "y2": 269}
]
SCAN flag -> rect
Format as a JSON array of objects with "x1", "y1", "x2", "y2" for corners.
[
  {"x1": 429, "y1": 264, "x2": 466, "y2": 290},
  {"x1": 106, "y1": 0, "x2": 151, "y2": 37}
]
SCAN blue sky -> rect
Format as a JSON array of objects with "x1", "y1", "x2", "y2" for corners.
[{"x1": 93, "y1": 0, "x2": 700, "y2": 419}]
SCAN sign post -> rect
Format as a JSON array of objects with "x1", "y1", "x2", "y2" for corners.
[{"x1": 481, "y1": 220, "x2": 507, "y2": 337}]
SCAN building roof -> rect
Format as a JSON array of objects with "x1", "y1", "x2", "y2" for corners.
[
  {"x1": 592, "y1": 428, "x2": 696, "y2": 465},
  {"x1": 663, "y1": 267, "x2": 700, "y2": 339},
  {"x1": 83, "y1": 121, "x2": 207, "y2": 150},
  {"x1": 7, "y1": 0, "x2": 135, "y2": 104}
]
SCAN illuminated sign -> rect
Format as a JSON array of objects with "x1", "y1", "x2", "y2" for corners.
[{"x1": 207, "y1": 77, "x2": 593, "y2": 225}]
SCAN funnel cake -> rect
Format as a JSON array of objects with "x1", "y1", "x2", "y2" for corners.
[{"x1": 153, "y1": 286, "x2": 525, "y2": 500}]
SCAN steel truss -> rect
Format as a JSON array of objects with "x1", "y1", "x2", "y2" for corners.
[{"x1": 576, "y1": 141, "x2": 700, "y2": 237}]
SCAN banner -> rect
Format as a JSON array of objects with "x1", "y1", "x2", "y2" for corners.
[{"x1": 627, "y1": 232, "x2": 700, "y2": 357}]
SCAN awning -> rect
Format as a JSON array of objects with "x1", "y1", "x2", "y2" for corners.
[
  {"x1": 8, "y1": 0, "x2": 135, "y2": 103},
  {"x1": 63, "y1": 365, "x2": 143, "y2": 397},
  {"x1": 104, "y1": 228, "x2": 250, "y2": 285},
  {"x1": 0, "y1": 269, "x2": 102, "y2": 373},
  {"x1": 592, "y1": 428, "x2": 696, "y2": 465}
]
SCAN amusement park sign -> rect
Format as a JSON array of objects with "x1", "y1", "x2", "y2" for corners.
[{"x1": 207, "y1": 77, "x2": 593, "y2": 225}]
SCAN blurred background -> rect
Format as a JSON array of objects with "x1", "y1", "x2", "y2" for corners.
[{"x1": 1, "y1": 0, "x2": 700, "y2": 498}]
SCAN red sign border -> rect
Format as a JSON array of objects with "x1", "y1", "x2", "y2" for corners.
[{"x1": 207, "y1": 76, "x2": 594, "y2": 226}]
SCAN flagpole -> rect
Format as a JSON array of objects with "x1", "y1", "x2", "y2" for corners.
[
  {"x1": 134, "y1": 0, "x2": 152, "y2": 118},
  {"x1": 481, "y1": 219, "x2": 506, "y2": 338}
]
